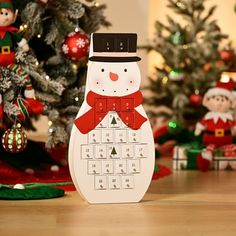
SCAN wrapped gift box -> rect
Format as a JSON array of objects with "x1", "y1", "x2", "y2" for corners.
[
  {"x1": 173, "y1": 144, "x2": 203, "y2": 170},
  {"x1": 174, "y1": 144, "x2": 236, "y2": 170},
  {"x1": 213, "y1": 145, "x2": 236, "y2": 170},
  {"x1": 173, "y1": 146, "x2": 187, "y2": 170}
]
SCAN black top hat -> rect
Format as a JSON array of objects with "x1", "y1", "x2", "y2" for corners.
[{"x1": 89, "y1": 33, "x2": 141, "y2": 62}]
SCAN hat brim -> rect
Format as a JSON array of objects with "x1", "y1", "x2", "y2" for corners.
[
  {"x1": 89, "y1": 56, "x2": 141, "y2": 62},
  {"x1": 204, "y1": 87, "x2": 234, "y2": 101}
]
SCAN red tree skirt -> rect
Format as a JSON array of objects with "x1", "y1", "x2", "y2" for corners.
[
  {"x1": 0, "y1": 161, "x2": 171, "y2": 191},
  {"x1": 152, "y1": 164, "x2": 172, "y2": 180},
  {"x1": 0, "y1": 142, "x2": 171, "y2": 191}
]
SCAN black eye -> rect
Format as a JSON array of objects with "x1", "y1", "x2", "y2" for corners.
[
  {"x1": 0, "y1": 12, "x2": 3, "y2": 15},
  {"x1": 5, "y1": 12, "x2": 8, "y2": 16},
  {"x1": 101, "y1": 69, "x2": 105, "y2": 72},
  {"x1": 124, "y1": 69, "x2": 127, "y2": 72}
]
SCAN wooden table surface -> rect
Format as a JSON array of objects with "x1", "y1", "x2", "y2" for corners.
[{"x1": 1, "y1": 159, "x2": 236, "y2": 236}]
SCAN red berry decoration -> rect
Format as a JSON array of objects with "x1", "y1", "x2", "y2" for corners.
[
  {"x1": 62, "y1": 32, "x2": 90, "y2": 61},
  {"x1": 189, "y1": 93, "x2": 203, "y2": 107},
  {"x1": 220, "y1": 49, "x2": 234, "y2": 63},
  {"x1": 2, "y1": 125, "x2": 27, "y2": 153}
]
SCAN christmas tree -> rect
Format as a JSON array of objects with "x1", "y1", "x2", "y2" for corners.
[
  {"x1": 145, "y1": 0, "x2": 233, "y2": 135},
  {"x1": 0, "y1": 0, "x2": 110, "y2": 154}
]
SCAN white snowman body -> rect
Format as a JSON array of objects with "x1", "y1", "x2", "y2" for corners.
[{"x1": 69, "y1": 33, "x2": 155, "y2": 204}]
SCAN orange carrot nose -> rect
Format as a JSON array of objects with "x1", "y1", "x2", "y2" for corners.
[{"x1": 109, "y1": 72, "x2": 119, "y2": 81}]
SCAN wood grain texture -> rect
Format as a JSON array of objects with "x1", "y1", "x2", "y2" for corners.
[{"x1": 0, "y1": 159, "x2": 236, "y2": 236}]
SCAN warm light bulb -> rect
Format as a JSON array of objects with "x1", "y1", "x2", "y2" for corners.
[
  {"x1": 94, "y1": 2, "x2": 100, "y2": 7},
  {"x1": 72, "y1": 64, "x2": 78, "y2": 71},
  {"x1": 162, "y1": 76, "x2": 169, "y2": 84},
  {"x1": 220, "y1": 74, "x2": 230, "y2": 83},
  {"x1": 49, "y1": 128, "x2": 54, "y2": 133}
]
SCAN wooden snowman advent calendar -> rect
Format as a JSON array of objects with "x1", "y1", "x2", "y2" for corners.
[{"x1": 69, "y1": 33, "x2": 155, "y2": 204}]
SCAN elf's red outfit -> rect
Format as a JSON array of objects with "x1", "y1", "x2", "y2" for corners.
[
  {"x1": 194, "y1": 79, "x2": 236, "y2": 171},
  {"x1": 0, "y1": 0, "x2": 44, "y2": 119},
  {"x1": 198, "y1": 112, "x2": 236, "y2": 147}
]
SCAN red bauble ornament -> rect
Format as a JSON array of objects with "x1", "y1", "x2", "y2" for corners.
[
  {"x1": 62, "y1": 32, "x2": 89, "y2": 61},
  {"x1": 11, "y1": 98, "x2": 32, "y2": 122},
  {"x1": 220, "y1": 50, "x2": 234, "y2": 63},
  {"x1": 189, "y1": 93, "x2": 203, "y2": 107},
  {"x1": 2, "y1": 126, "x2": 27, "y2": 153}
]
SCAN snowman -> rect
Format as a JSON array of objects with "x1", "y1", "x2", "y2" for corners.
[{"x1": 69, "y1": 33, "x2": 155, "y2": 204}]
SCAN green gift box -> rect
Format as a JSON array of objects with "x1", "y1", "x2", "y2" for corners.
[{"x1": 186, "y1": 147, "x2": 203, "y2": 170}]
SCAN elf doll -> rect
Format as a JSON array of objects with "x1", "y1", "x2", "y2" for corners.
[
  {"x1": 194, "y1": 79, "x2": 236, "y2": 171},
  {"x1": 0, "y1": 0, "x2": 43, "y2": 120}
]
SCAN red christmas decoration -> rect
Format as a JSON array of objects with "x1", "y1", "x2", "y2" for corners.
[
  {"x1": 2, "y1": 125, "x2": 27, "y2": 153},
  {"x1": 62, "y1": 32, "x2": 89, "y2": 61},
  {"x1": 189, "y1": 93, "x2": 203, "y2": 107},
  {"x1": 196, "y1": 153, "x2": 210, "y2": 172},
  {"x1": 220, "y1": 49, "x2": 234, "y2": 63}
]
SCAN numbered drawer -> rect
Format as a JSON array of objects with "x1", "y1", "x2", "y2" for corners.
[
  {"x1": 107, "y1": 98, "x2": 121, "y2": 112},
  {"x1": 102, "y1": 160, "x2": 114, "y2": 174},
  {"x1": 88, "y1": 160, "x2": 101, "y2": 175},
  {"x1": 121, "y1": 144, "x2": 134, "y2": 158},
  {"x1": 108, "y1": 176, "x2": 121, "y2": 190},
  {"x1": 95, "y1": 175, "x2": 107, "y2": 190},
  {"x1": 95, "y1": 114, "x2": 108, "y2": 128},
  {"x1": 88, "y1": 130, "x2": 101, "y2": 144},
  {"x1": 81, "y1": 145, "x2": 94, "y2": 159},
  {"x1": 107, "y1": 145, "x2": 121, "y2": 159},
  {"x1": 95, "y1": 98, "x2": 107, "y2": 113},
  {"x1": 135, "y1": 144, "x2": 148, "y2": 158},
  {"x1": 128, "y1": 159, "x2": 140, "y2": 174},
  {"x1": 122, "y1": 112, "x2": 135, "y2": 128},
  {"x1": 115, "y1": 160, "x2": 127, "y2": 174},
  {"x1": 95, "y1": 145, "x2": 107, "y2": 159},
  {"x1": 108, "y1": 113, "x2": 122, "y2": 128},
  {"x1": 121, "y1": 98, "x2": 134, "y2": 111},
  {"x1": 128, "y1": 130, "x2": 140, "y2": 143},
  {"x1": 121, "y1": 175, "x2": 134, "y2": 189},
  {"x1": 101, "y1": 129, "x2": 114, "y2": 143},
  {"x1": 114, "y1": 129, "x2": 127, "y2": 143}
]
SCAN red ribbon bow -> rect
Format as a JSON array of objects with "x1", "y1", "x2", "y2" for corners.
[
  {"x1": 74, "y1": 91, "x2": 147, "y2": 134},
  {"x1": 0, "y1": 26, "x2": 18, "y2": 39}
]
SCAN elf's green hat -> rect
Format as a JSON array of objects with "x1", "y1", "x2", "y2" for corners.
[{"x1": 0, "y1": 0, "x2": 14, "y2": 10}]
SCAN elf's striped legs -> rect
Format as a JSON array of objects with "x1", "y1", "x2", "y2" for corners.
[
  {"x1": 7, "y1": 63, "x2": 44, "y2": 115},
  {"x1": 7, "y1": 63, "x2": 34, "y2": 98}
]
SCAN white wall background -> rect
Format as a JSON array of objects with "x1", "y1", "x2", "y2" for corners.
[{"x1": 99, "y1": 0, "x2": 150, "y2": 84}]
